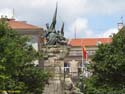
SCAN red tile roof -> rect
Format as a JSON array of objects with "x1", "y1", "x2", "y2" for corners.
[
  {"x1": 69, "y1": 38, "x2": 112, "y2": 47},
  {"x1": 4, "y1": 19, "x2": 42, "y2": 30}
]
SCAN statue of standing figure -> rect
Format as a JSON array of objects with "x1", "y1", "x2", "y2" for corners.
[{"x1": 42, "y1": 3, "x2": 67, "y2": 45}]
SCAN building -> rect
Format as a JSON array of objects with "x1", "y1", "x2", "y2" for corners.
[
  {"x1": 64, "y1": 38, "x2": 112, "y2": 78},
  {"x1": 4, "y1": 18, "x2": 43, "y2": 65},
  {"x1": 7, "y1": 18, "x2": 43, "y2": 51}
]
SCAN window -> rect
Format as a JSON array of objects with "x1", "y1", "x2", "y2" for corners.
[
  {"x1": 64, "y1": 63, "x2": 70, "y2": 73},
  {"x1": 78, "y1": 62, "x2": 85, "y2": 74},
  {"x1": 87, "y1": 50, "x2": 96, "y2": 56},
  {"x1": 78, "y1": 61, "x2": 91, "y2": 77}
]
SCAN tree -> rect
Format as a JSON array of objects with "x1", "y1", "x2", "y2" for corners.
[
  {"x1": 0, "y1": 18, "x2": 49, "y2": 94},
  {"x1": 84, "y1": 27, "x2": 125, "y2": 94}
]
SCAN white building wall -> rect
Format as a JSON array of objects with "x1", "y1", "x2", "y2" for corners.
[
  {"x1": 29, "y1": 35, "x2": 40, "y2": 65},
  {"x1": 30, "y1": 35, "x2": 39, "y2": 51}
]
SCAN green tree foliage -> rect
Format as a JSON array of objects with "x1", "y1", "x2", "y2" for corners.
[
  {"x1": 84, "y1": 27, "x2": 125, "y2": 94},
  {"x1": 0, "y1": 18, "x2": 49, "y2": 94}
]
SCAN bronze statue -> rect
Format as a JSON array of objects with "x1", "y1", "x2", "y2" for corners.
[{"x1": 43, "y1": 3, "x2": 67, "y2": 45}]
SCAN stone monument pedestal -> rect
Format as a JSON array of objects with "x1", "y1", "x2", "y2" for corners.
[{"x1": 41, "y1": 45, "x2": 69, "y2": 94}]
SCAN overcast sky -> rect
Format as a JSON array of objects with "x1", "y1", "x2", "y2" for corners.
[{"x1": 0, "y1": 0, "x2": 125, "y2": 38}]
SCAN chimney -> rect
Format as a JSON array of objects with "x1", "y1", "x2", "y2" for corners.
[
  {"x1": 1, "y1": 15, "x2": 4, "y2": 18},
  {"x1": 118, "y1": 22, "x2": 123, "y2": 30},
  {"x1": 20, "y1": 21, "x2": 27, "y2": 23}
]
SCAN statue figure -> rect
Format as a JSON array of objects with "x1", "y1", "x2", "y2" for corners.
[
  {"x1": 56, "y1": 22, "x2": 67, "y2": 45},
  {"x1": 42, "y1": 3, "x2": 67, "y2": 45},
  {"x1": 46, "y1": 29, "x2": 58, "y2": 45}
]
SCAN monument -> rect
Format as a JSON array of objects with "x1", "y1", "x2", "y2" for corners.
[
  {"x1": 42, "y1": 3, "x2": 67, "y2": 45},
  {"x1": 42, "y1": 3, "x2": 83, "y2": 94}
]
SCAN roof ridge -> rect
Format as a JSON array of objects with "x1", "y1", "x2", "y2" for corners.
[
  {"x1": 72, "y1": 38, "x2": 111, "y2": 40},
  {"x1": 69, "y1": 38, "x2": 112, "y2": 47},
  {"x1": 8, "y1": 20, "x2": 42, "y2": 30},
  {"x1": 11, "y1": 20, "x2": 42, "y2": 29}
]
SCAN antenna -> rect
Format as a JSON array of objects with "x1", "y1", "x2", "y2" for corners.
[
  {"x1": 58, "y1": 15, "x2": 63, "y2": 23},
  {"x1": 121, "y1": 16, "x2": 123, "y2": 24},
  {"x1": 118, "y1": 16, "x2": 124, "y2": 30}
]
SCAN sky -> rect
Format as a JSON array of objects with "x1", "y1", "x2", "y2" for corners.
[{"x1": 0, "y1": 0, "x2": 125, "y2": 38}]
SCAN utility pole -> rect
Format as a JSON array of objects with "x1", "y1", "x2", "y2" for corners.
[
  {"x1": 74, "y1": 26, "x2": 77, "y2": 39},
  {"x1": 12, "y1": 8, "x2": 15, "y2": 19}
]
